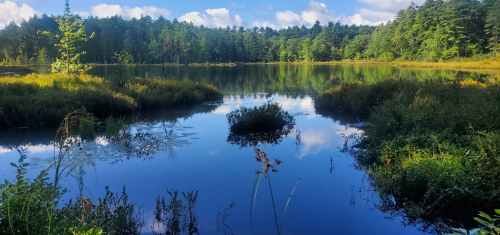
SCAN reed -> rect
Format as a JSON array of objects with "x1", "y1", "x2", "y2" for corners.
[
  {"x1": 315, "y1": 79, "x2": 500, "y2": 224},
  {"x1": 250, "y1": 148, "x2": 303, "y2": 235}
]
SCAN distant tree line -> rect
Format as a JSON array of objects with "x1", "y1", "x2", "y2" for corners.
[{"x1": 0, "y1": 0, "x2": 499, "y2": 65}]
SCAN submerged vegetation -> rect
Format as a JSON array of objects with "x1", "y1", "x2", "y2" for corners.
[
  {"x1": 316, "y1": 79, "x2": 500, "y2": 228},
  {"x1": 0, "y1": 73, "x2": 222, "y2": 128}
]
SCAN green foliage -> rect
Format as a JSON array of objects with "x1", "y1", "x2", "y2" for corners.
[
  {"x1": 450, "y1": 210, "x2": 500, "y2": 235},
  {"x1": 112, "y1": 51, "x2": 134, "y2": 86},
  {"x1": 227, "y1": 102, "x2": 295, "y2": 134},
  {"x1": 0, "y1": 0, "x2": 496, "y2": 65},
  {"x1": 152, "y1": 190, "x2": 199, "y2": 235},
  {"x1": 69, "y1": 228, "x2": 103, "y2": 235},
  {"x1": 316, "y1": 79, "x2": 500, "y2": 221},
  {"x1": 41, "y1": 1, "x2": 94, "y2": 74},
  {"x1": 0, "y1": 73, "x2": 222, "y2": 128},
  {"x1": 124, "y1": 78, "x2": 223, "y2": 109},
  {"x1": 77, "y1": 186, "x2": 143, "y2": 235}
]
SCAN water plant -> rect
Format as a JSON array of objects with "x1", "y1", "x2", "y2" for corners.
[
  {"x1": 250, "y1": 148, "x2": 303, "y2": 235},
  {"x1": 227, "y1": 102, "x2": 294, "y2": 134},
  {"x1": 226, "y1": 102, "x2": 298, "y2": 147},
  {"x1": 315, "y1": 79, "x2": 500, "y2": 229}
]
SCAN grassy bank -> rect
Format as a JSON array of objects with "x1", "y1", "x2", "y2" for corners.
[
  {"x1": 394, "y1": 57, "x2": 500, "y2": 69},
  {"x1": 315, "y1": 80, "x2": 500, "y2": 223},
  {"x1": 0, "y1": 73, "x2": 222, "y2": 128}
]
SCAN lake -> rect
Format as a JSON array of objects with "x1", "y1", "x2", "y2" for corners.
[{"x1": 1, "y1": 64, "x2": 498, "y2": 234}]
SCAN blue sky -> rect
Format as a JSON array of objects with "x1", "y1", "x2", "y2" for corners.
[{"x1": 0, "y1": 0, "x2": 422, "y2": 28}]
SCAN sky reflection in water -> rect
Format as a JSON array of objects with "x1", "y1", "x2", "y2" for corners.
[{"x1": 0, "y1": 93, "x2": 427, "y2": 235}]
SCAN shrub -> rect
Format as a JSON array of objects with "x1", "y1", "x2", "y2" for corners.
[
  {"x1": 315, "y1": 79, "x2": 500, "y2": 223},
  {"x1": 227, "y1": 102, "x2": 295, "y2": 134}
]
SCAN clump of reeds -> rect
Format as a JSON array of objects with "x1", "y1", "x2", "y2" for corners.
[
  {"x1": 315, "y1": 79, "x2": 500, "y2": 222},
  {"x1": 227, "y1": 102, "x2": 295, "y2": 134}
]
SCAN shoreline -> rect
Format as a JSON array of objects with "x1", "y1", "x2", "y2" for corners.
[{"x1": 2, "y1": 58, "x2": 499, "y2": 70}]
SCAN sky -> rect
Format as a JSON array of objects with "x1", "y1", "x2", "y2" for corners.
[{"x1": 0, "y1": 0, "x2": 425, "y2": 29}]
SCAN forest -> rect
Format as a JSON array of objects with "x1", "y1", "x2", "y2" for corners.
[{"x1": 0, "y1": 0, "x2": 499, "y2": 65}]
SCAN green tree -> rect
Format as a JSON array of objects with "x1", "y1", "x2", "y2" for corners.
[
  {"x1": 485, "y1": 0, "x2": 500, "y2": 56},
  {"x1": 113, "y1": 51, "x2": 133, "y2": 86},
  {"x1": 42, "y1": 0, "x2": 95, "y2": 75}
]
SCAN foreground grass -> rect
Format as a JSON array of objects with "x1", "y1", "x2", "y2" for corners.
[
  {"x1": 315, "y1": 79, "x2": 500, "y2": 223},
  {"x1": 0, "y1": 73, "x2": 222, "y2": 128}
]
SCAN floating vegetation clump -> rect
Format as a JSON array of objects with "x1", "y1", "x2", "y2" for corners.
[
  {"x1": 227, "y1": 102, "x2": 294, "y2": 134},
  {"x1": 226, "y1": 102, "x2": 299, "y2": 147}
]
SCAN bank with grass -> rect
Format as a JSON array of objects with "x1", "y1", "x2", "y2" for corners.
[
  {"x1": 0, "y1": 73, "x2": 223, "y2": 128},
  {"x1": 315, "y1": 79, "x2": 500, "y2": 225}
]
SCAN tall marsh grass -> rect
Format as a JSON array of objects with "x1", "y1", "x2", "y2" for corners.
[
  {"x1": 315, "y1": 79, "x2": 500, "y2": 223},
  {"x1": 0, "y1": 73, "x2": 222, "y2": 128}
]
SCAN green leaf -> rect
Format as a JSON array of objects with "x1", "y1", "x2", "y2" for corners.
[
  {"x1": 10, "y1": 163, "x2": 17, "y2": 168},
  {"x1": 479, "y1": 211, "x2": 493, "y2": 221},
  {"x1": 474, "y1": 217, "x2": 492, "y2": 228}
]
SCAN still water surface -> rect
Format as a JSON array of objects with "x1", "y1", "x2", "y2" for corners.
[{"x1": 1, "y1": 64, "x2": 498, "y2": 234}]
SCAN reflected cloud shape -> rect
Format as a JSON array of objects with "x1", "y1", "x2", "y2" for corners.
[{"x1": 298, "y1": 127, "x2": 335, "y2": 159}]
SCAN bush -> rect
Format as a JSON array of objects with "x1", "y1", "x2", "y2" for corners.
[
  {"x1": 315, "y1": 79, "x2": 500, "y2": 222},
  {"x1": 227, "y1": 102, "x2": 295, "y2": 134}
]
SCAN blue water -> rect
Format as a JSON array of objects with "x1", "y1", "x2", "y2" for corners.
[{"x1": 0, "y1": 92, "x2": 430, "y2": 235}]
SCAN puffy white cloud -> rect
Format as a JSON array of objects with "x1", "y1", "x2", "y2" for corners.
[
  {"x1": 0, "y1": 1, "x2": 40, "y2": 28},
  {"x1": 179, "y1": 8, "x2": 244, "y2": 28},
  {"x1": 275, "y1": 0, "x2": 398, "y2": 27},
  {"x1": 358, "y1": 0, "x2": 425, "y2": 12},
  {"x1": 276, "y1": 1, "x2": 341, "y2": 27},
  {"x1": 252, "y1": 20, "x2": 276, "y2": 29},
  {"x1": 77, "y1": 4, "x2": 170, "y2": 19},
  {"x1": 276, "y1": 10, "x2": 303, "y2": 28},
  {"x1": 347, "y1": 8, "x2": 395, "y2": 26},
  {"x1": 301, "y1": 1, "x2": 341, "y2": 25}
]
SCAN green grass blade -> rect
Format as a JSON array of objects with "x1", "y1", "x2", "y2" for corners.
[
  {"x1": 251, "y1": 166, "x2": 265, "y2": 235},
  {"x1": 280, "y1": 174, "x2": 304, "y2": 235},
  {"x1": 267, "y1": 172, "x2": 279, "y2": 235}
]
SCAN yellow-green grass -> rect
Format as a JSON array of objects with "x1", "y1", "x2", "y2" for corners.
[{"x1": 0, "y1": 73, "x2": 222, "y2": 128}]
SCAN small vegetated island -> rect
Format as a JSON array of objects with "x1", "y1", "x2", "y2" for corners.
[
  {"x1": 226, "y1": 102, "x2": 297, "y2": 147},
  {"x1": 315, "y1": 79, "x2": 500, "y2": 231}
]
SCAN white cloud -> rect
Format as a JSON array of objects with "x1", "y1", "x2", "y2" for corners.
[
  {"x1": 230, "y1": 2, "x2": 247, "y2": 10},
  {"x1": 301, "y1": 1, "x2": 341, "y2": 25},
  {"x1": 0, "y1": 1, "x2": 39, "y2": 28},
  {"x1": 252, "y1": 20, "x2": 276, "y2": 29},
  {"x1": 276, "y1": 10, "x2": 303, "y2": 28},
  {"x1": 77, "y1": 4, "x2": 170, "y2": 19},
  {"x1": 347, "y1": 8, "x2": 395, "y2": 26},
  {"x1": 358, "y1": 0, "x2": 424, "y2": 12},
  {"x1": 276, "y1": 1, "x2": 341, "y2": 27},
  {"x1": 274, "y1": 0, "x2": 398, "y2": 27},
  {"x1": 179, "y1": 8, "x2": 244, "y2": 28}
]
